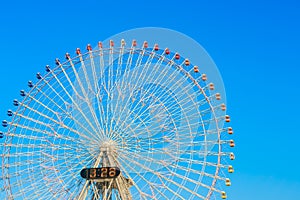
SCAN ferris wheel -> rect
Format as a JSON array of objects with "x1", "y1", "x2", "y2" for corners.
[{"x1": 0, "y1": 30, "x2": 235, "y2": 200}]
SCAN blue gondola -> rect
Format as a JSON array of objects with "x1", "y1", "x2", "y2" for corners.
[
  {"x1": 28, "y1": 81, "x2": 33, "y2": 88},
  {"x1": 55, "y1": 58, "x2": 60, "y2": 65},
  {"x1": 36, "y1": 73, "x2": 42, "y2": 80},
  {"x1": 2, "y1": 120, "x2": 8, "y2": 127},
  {"x1": 20, "y1": 90, "x2": 26, "y2": 97},
  {"x1": 13, "y1": 99, "x2": 19, "y2": 106},
  {"x1": 65, "y1": 53, "x2": 70, "y2": 60},
  {"x1": 0, "y1": 132, "x2": 3, "y2": 138},
  {"x1": 45, "y1": 65, "x2": 51, "y2": 72},
  {"x1": 7, "y1": 110, "x2": 13, "y2": 116}
]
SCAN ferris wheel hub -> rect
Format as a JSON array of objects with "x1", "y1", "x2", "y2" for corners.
[{"x1": 100, "y1": 140, "x2": 117, "y2": 153}]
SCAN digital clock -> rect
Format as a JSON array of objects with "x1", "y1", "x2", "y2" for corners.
[{"x1": 80, "y1": 167, "x2": 121, "y2": 180}]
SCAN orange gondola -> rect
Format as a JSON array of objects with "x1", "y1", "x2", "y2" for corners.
[
  {"x1": 225, "y1": 115, "x2": 230, "y2": 122},
  {"x1": 221, "y1": 191, "x2": 227, "y2": 199},
  {"x1": 216, "y1": 93, "x2": 221, "y2": 100},
  {"x1": 221, "y1": 104, "x2": 227, "y2": 111},
  {"x1": 225, "y1": 178, "x2": 231, "y2": 186},
  {"x1": 110, "y1": 40, "x2": 114, "y2": 47},
  {"x1": 228, "y1": 127, "x2": 233, "y2": 134},
  {"x1": 185, "y1": 59, "x2": 190, "y2": 66},
  {"x1": 229, "y1": 140, "x2": 235, "y2": 147},
  {"x1": 202, "y1": 74, "x2": 207, "y2": 81},
  {"x1": 229, "y1": 152, "x2": 235, "y2": 160}
]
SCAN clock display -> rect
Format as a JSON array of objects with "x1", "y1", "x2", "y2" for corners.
[{"x1": 80, "y1": 167, "x2": 121, "y2": 180}]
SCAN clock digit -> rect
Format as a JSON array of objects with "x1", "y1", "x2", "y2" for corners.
[
  {"x1": 101, "y1": 167, "x2": 108, "y2": 178},
  {"x1": 89, "y1": 169, "x2": 96, "y2": 179},
  {"x1": 109, "y1": 168, "x2": 116, "y2": 177}
]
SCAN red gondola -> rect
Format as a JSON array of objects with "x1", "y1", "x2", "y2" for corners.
[
  {"x1": 87, "y1": 44, "x2": 92, "y2": 51},
  {"x1": 143, "y1": 41, "x2": 148, "y2": 48},
  {"x1": 132, "y1": 40, "x2": 137, "y2": 47},
  {"x1": 165, "y1": 48, "x2": 170, "y2": 55},
  {"x1": 98, "y1": 42, "x2": 103, "y2": 48},
  {"x1": 194, "y1": 66, "x2": 199, "y2": 73},
  {"x1": 76, "y1": 48, "x2": 81, "y2": 55}
]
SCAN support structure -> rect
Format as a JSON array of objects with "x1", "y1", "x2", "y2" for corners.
[{"x1": 78, "y1": 141, "x2": 133, "y2": 200}]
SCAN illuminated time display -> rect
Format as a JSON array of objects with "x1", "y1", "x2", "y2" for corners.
[{"x1": 80, "y1": 167, "x2": 121, "y2": 180}]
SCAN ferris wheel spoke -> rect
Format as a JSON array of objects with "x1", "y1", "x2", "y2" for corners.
[
  {"x1": 28, "y1": 82, "x2": 100, "y2": 144},
  {"x1": 111, "y1": 49, "x2": 167, "y2": 132},
  {"x1": 164, "y1": 163, "x2": 223, "y2": 196},
  {"x1": 12, "y1": 172, "x2": 54, "y2": 199},
  {"x1": 127, "y1": 47, "x2": 158, "y2": 91},
  {"x1": 115, "y1": 43, "x2": 136, "y2": 103},
  {"x1": 8, "y1": 119, "x2": 92, "y2": 147},
  {"x1": 107, "y1": 43, "x2": 134, "y2": 139},
  {"x1": 114, "y1": 86, "x2": 202, "y2": 141},
  {"x1": 128, "y1": 52, "x2": 192, "y2": 104},
  {"x1": 111, "y1": 45, "x2": 154, "y2": 130},
  {"x1": 88, "y1": 48, "x2": 106, "y2": 131},
  {"x1": 24, "y1": 84, "x2": 97, "y2": 142},
  {"x1": 121, "y1": 149, "x2": 222, "y2": 199},
  {"x1": 102, "y1": 41, "x2": 115, "y2": 138},
  {"x1": 46, "y1": 64, "x2": 104, "y2": 142},
  {"x1": 117, "y1": 151, "x2": 196, "y2": 200},
  {"x1": 96, "y1": 46, "x2": 111, "y2": 136},
  {"x1": 163, "y1": 151, "x2": 227, "y2": 182},
  {"x1": 58, "y1": 59, "x2": 105, "y2": 139},
  {"x1": 108, "y1": 41, "x2": 115, "y2": 89},
  {"x1": 140, "y1": 74, "x2": 204, "y2": 114},
  {"x1": 112, "y1": 153, "x2": 168, "y2": 200},
  {"x1": 112, "y1": 65, "x2": 192, "y2": 136},
  {"x1": 49, "y1": 158, "x2": 92, "y2": 184},
  {"x1": 23, "y1": 87, "x2": 68, "y2": 121}
]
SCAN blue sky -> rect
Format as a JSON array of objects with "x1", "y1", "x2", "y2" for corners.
[{"x1": 0, "y1": 0, "x2": 299, "y2": 199}]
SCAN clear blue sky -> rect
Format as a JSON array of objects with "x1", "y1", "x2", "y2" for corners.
[{"x1": 0, "y1": 0, "x2": 299, "y2": 199}]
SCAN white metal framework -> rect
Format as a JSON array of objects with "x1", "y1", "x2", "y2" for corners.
[{"x1": 0, "y1": 39, "x2": 234, "y2": 200}]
